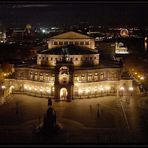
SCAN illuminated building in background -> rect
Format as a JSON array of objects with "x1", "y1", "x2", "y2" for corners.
[
  {"x1": 5, "y1": 31, "x2": 132, "y2": 101},
  {"x1": 144, "y1": 37, "x2": 147, "y2": 52},
  {"x1": 25, "y1": 24, "x2": 32, "y2": 34},
  {"x1": 0, "y1": 31, "x2": 6, "y2": 43},
  {"x1": 115, "y1": 42, "x2": 129, "y2": 54}
]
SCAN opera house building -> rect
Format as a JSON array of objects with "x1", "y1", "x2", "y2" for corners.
[{"x1": 5, "y1": 31, "x2": 133, "y2": 101}]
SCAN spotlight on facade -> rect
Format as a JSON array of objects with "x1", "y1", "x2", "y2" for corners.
[
  {"x1": 86, "y1": 89, "x2": 90, "y2": 93},
  {"x1": 24, "y1": 86, "x2": 27, "y2": 90},
  {"x1": 1, "y1": 85, "x2": 6, "y2": 89},
  {"x1": 47, "y1": 89, "x2": 50, "y2": 93},
  {"x1": 29, "y1": 87, "x2": 32, "y2": 90},
  {"x1": 4, "y1": 73, "x2": 7, "y2": 77},
  {"x1": 100, "y1": 87, "x2": 104, "y2": 91},
  {"x1": 34, "y1": 88, "x2": 37, "y2": 91},
  {"x1": 105, "y1": 86, "x2": 110, "y2": 90},
  {"x1": 129, "y1": 87, "x2": 134, "y2": 91},
  {"x1": 140, "y1": 76, "x2": 144, "y2": 80},
  {"x1": 11, "y1": 85, "x2": 15, "y2": 89},
  {"x1": 79, "y1": 89, "x2": 82, "y2": 94},
  {"x1": 120, "y1": 87, "x2": 124, "y2": 91}
]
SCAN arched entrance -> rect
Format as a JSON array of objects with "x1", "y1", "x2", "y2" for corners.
[{"x1": 60, "y1": 88, "x2": 68, "y2": 100}]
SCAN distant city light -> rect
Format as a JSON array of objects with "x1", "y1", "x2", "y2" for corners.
[{"x1": 42, "y1": 29, "x2": 46, "y2": 33}]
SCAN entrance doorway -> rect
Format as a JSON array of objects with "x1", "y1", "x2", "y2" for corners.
[{"x1": 60, "y1": 88, "x2": 68, "y2": 100}]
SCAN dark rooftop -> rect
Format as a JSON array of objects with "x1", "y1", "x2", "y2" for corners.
[{"x1": 38, "y1": 45, "x2": 98, "y2": 55}]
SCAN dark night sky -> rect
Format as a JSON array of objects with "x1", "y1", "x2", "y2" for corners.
[{"x1": 0, "y1": 1, "x2": 148, "y2": 27}]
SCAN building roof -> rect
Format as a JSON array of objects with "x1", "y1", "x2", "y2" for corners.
[
  {"x1": 39, "y1": 45, "x2": 98, "y2": 55},
  {"x1": 50, "y1": 31, "x2": 94, "y2": 39}
]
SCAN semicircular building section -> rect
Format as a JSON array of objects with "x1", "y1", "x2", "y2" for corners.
[{"x1": 4, "y1": 31, "x2": 133, "y2": 102}]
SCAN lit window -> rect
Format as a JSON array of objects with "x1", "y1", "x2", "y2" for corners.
[
  {"x1": 45, "y1": 74, "x2": 49, "y2": 82},
  {"x1": 81, "y1": 74, "x2": 86, "y2": 81},
  {"x1": 39, "y1": 73, "x2": 43, "y2": 81},
  {"x1": 88, "y1": 74, "x2": 92, "y2": 81},
  {"x1": 94, "y1": 73, "x2": 98, "y2": 81},
  {"x1": 100, "y1": 73, "x2": 104, "y2": 80},
  {"x1": 30, "y1": 72, "x2": 33, "y2": 79},
  {"x1": 74, "y1": 75, "x2": 78, "y2": 81},
  {"x1": 34, "y1": 74, "x2": 38, "y2": 80}
]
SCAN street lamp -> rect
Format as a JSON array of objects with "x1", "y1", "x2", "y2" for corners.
[
  {"x1": 1, "y1": 85, "x2": 6, "y2": 97},
  {"x1": 100, "y1": 87, "x2": 104, "y2": 97},
  {"x1": 105, "y1": 86, "x2": 110, "y2": 95},
  {"x1": 119, "y1": 86, "x2": 124, "y2": 99},
  {"x1": 140, "y1": 76, "x2": 144, "y2": 80},
  {"x1": 129, "y1": 87, "x2": 134, "y2": 96},
  {"x1": 40, "y1": 88, "x2": 43, "y2": 97},
  {"x1": 1, "y1": 85, "x2": 6, "y2": 89}
]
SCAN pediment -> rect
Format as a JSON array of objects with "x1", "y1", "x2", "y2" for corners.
[{"x1": 50, "y1": 31, "x2": 93, "y2": 39}]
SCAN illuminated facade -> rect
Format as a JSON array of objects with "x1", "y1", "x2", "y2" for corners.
[
  {"x1": 5, "y1": 31, "x2": 133, "y2": 101},
  {"x1": 115, "y1": 42, "x2": 129, "y2": 54}
]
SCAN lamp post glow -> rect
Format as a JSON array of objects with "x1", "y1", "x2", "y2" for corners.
[
  {"x1": 140, "y1": 76, "x2": 144, "y2": 80},
  {"x1": 100, "y1": 87, "x2": 104, "y2": 96},
  {"x1": 120, "y1": 86, "x2": 124, "y2": 98},
  {"x1": 129, "y1": 87, "x2": 134, "y2": 91},
  {"x1": 129, "y1": 87, "x2": 134, "y2": 96},
  {"x1": 40, "y1": 88, "x2": 43, "y2": 97},
  {"x1": 1, "y1": 85, "x2": 6, "y2": 89},
  {"x1": 1, "y1": 85, "x2": 6, "y2": 97},
  {"x1": 105, "y1": 86, "x2": 110, "y2": 95}
]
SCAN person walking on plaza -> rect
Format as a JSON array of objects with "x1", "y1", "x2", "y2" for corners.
[
  {"x1": 90, "y1": 105, "x2": 92, "y2": 113},
  {"x1": 96, "y1": 103, "x2": 101, "y2": 118},
  {"x1": 16, "y1": 101, "x2": 19, "y2": 115},
  {"x1": 97, "y1": 107, "x2": 100, "y2": 118}
]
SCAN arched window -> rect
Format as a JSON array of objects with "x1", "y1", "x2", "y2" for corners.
[
  {"x1": 88, "y1": 74, "x2": 92, "y2": 81},
  {"x1": 34, "y1": 72, "x2": 38, "y2": 80},
  {"x1": 100, "y1": 73, "x2": 104, "y2": 80},
  {"x1": 94, "y1": 73, "x2": 98, "y2": 81},
  {"x1": 30, "y1": 72, "x2": 33, "y2": 79},
  {"x1": 40, "y1": 73, "x2": 43, "y2": 81}
]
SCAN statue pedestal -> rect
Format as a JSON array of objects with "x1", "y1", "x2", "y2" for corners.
[{"x1": 37, "y1": 106, "x2": 63, "y2": 136}]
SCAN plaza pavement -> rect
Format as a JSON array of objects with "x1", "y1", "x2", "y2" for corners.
[{"x1": 0, "y1": 94, "x2": 139, "y2": 144}]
